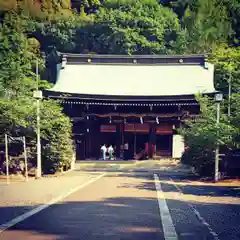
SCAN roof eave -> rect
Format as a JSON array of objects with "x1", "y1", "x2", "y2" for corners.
[
  {"x1": 61, "y1": 53, "x2": 209, "y2": 59},
  {"x1": 44, "y1": 90, "x2": 215, "y2": 102}
]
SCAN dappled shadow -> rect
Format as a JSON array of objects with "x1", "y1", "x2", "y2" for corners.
[
  {"x1": 159, "y1": 174, "x2": 240, "y2": 199},
  {"x1": 118, "y1": 177, "x2": 240, "y2": 199},
  {"x1": 74, "y1": 162, "x2": 240, "y2": 205},
  {"x1": 0, "y1": 195, "x2": 240, "y2": 240},
  {"x1": 0, "y1": 163, "x2": 239, "y2": 239},
  {"x1": 175, "y1": 183, "x2": 240, "y2": 198},
  {"x1": 74, "y1": 164, "x2": 240, "y2": 201},
  {"x1": 0, "y1": 197, "x2": 163, "y2": 240},
  {"x1": 164, "y1": 195, "x2": 240, "y2": 240},
  {"x1": 75, "y1": 159, "x2": 190, "y2": 173}
]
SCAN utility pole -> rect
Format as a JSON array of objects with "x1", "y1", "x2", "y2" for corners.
[
  {"x1": 214, "y1": 93, "x2": 223, "y2": 182},
  {"x1": 23, "y1": 136, "x2": 28, "y2": 182},
  {"x1": 228, "y1": 70, "x2": 232, "y2": 117},
  {"x1": 215, "y1": 102, "x2": 220, "y2": 182},
  {"x1": 36, "y1": 94, "x2": 41, "y2": 178},
  {"x1": 34, "y1": 59, "x2": 43, "y2": 179},
  {"x1": 5, "y1": 134, "x2": 9, "y2": 184}
]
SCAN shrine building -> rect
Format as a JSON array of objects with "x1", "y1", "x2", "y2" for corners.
[{"x1": 45, "y1": 54, "x2": 216, "y2": 160}]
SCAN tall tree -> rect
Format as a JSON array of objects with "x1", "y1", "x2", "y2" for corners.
[
  {"x1": 76, "y1": 0, "x2": 187, "y2": 54},
  {"x1": 163, "y1": 0, "x2": 232, "y2": 53},
  {"x1": 0, "y1": 0, "x2": 73, "y2": 20},
  {"x1": 230, "y1": 94, "x2": 240, "y2": 147},
  {"x1": 0, "y1": 12, "x2": 74, "y2": 174},
  {"x1": 71, "y1": 0, "x2": 102, "y2": 15},
  {"x1": 0, "y1": 12, "x2": 38, "y2": 98},
  {"x1": 182, "y1": 0, "x2": 231, "y2": 53},
  {"x1": 180, "y1": 95, "x2": 235, "y2": 175},
  {"x1": 210, "y1": 44, "x2": 240, "y2": 94},
  {"x1": 225, "y1": 0, "x2": 240, "y2": 46}
]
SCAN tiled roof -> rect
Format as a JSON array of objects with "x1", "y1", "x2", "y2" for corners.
[{"x1": 49, "y1": 55, "x2": 215, "y2": 99}]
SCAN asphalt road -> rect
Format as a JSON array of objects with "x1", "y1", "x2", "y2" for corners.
[{"x1": 0, "y1": 170, "x2": 239, "y2": 240}]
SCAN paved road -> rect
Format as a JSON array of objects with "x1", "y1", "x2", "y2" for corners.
[{"x1": 0, "y1": 169, "x2": 239, "y2": 240}]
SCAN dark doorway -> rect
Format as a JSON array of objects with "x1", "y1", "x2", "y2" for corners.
[
  {"x1": 123, "y1": 132, "x2": 149, "y2": 160},
  {"x1": 96, "y1": 132, "x2": 118, "y2": 159},
  {"x1": 123, "y1": 132, "x2": 134, "y2": 159},
  {"x1": 100, "y1": 132, "x2": 118, "y2": 147},
  {"x1": 135, "y1": 134, "x2": 148, "y2": 155},
  {"x1": 156, "y1": 135, "x2": 172, "y2": 157},
  {"x1": 76, "y1": 139, "x2": 84, "y2": 160}
]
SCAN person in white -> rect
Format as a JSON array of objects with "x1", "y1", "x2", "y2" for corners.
[
  {"x1": 108, "y1": 145, "x2": 114, "y2": 160},
  {"x1": 124, "y1": 142, "x2": 129, "y2": 160},
  {"x1": 101, "y1": 144, "x2": 107, "y2": 160}
]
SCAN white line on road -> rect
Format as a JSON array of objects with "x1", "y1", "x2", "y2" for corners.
[
  {"x1": 0, "y1": 173, "x2": 106, "y2": 234},
  {"x1": 169, "y1": 177, "x2": 220, "y2": 240},
  {"x1": 154, "y1": 173, "x2": 178, "y2": 240}
]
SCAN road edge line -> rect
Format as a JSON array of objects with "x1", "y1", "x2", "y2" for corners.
[
  {"x1": 0, "y1": 173, "x2": 106, "y2": 234},
  {"x1": 169, "y1": 177, "x2": 220, "y2": 240},
  {"x1": 153, "y1": 173, "x2": 178, "y2": 240}
]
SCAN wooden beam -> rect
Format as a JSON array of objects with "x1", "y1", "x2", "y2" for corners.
[{"x1": 82, "y1": 113, "x2": 182, "y2": 118}]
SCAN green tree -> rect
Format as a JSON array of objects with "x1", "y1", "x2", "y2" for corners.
[
  {"x1": 40, "y1": 100, "x2": 74, "y2": 173},
  {"x1": 0, "y1": 12, "x2": 74, "y2": 174},
  {"x1": 179, "y1": 94, "x2": 235, "y2": 175},
  {"x1": 0, "y1": 0, "x2": 17, "y2": 12},
  {"x1": 30, "y1": 16, "x2": 80, "y2": 52},
  {"x1": 182, "y1": 0, "x2": 231, "y2": 53},
  {"x1": 71, "y1": 0, "x2": 102, "y2": 15},
  {"x1": 76, "y1": 0, "x2": 186, "y2": 54},
  {"x1": 0, "y1": 12, "x2": 38, "y2": 98},
  {"x1": 0, "y1": 0, "x2": 73, "y2": 20},
  {"x1": 223, "y1": 0, "x2": 240, "y2": 46},
  {"x1": 209, "y1": 44, "x2": 240, "y2": 93},
  {"x1": 229, "y1": 94, "x2": 240, "y2": 146}
]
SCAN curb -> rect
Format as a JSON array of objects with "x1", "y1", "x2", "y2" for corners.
[
  {"x1": 191, "y1": 167, "x2": 200, "y2": 176},
  {"x1": 0, "y1": 167, "x2": 77, "y2": 182},
  {"x1": 41, "y1": 167, "x2": 76, "y2": 178}
]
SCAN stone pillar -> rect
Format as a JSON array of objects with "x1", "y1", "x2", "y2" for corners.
[{"x1": 172, "y1": 134, "x2": 185, "y2": 159}]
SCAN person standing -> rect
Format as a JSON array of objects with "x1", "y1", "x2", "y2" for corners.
[
  {"x1": 108, "y1": 145, "x2": 114, "y2": 160},
  {"x1": 120, "y1": 144, "x2": 124, "y2": 160},
  {"x1": 124, "y1": 142, "x2": 129, "y2": 160},
  {"x1": 100, "y1": 144, "x2": 107, "y2": 160}
]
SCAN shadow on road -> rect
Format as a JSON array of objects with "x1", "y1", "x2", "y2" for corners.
[
  {"x1": 0, "y1": 194, "x2": 240, "y2": 240},
  {"x1": 115, "y1": 173, "x2": 240, "y2": 199},
  {"x1": 0, "y1": 197, "x2": 164, "y2": 240},
  {"x1": 0, "y1": 164, "x2": 239, "y2": 240},
  {"x1": 77, "y1": 167, "x2": 240, "y2": 199}
]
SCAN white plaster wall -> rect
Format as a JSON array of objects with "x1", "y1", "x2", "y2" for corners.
[{"x1": 172, "y1": 135, "x2": 185, "y2": 159}]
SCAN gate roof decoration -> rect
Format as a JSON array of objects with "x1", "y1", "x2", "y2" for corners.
[{"x1": 46, "y1": 54, "x2": 216, "y2": 101}]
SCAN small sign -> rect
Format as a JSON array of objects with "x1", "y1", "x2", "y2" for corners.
[
  {"x1": 124, "y1": 124, "x2": 135, "y2": 132},
  {"x1": 100, "y1": 125, "x2": 116, "y2": 132},
  {"x1": 135, "y1": 124, "x2": 149, "y2": 133},
  {"x1": 33, "y1": 90, "x2": 43, "y2": 99},
  {"x1": 156, "y1": 124, "x2": 173, "y2": 135},
  {"x1": 8, "y1": 136, "x2": 24, "y2": 143}
]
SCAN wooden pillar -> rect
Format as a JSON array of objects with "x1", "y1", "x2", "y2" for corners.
[
  {"x1": 149, "y1": 124, "x2": 156, "y2": 159},
  {"x1": 152, "y1": 125, "x2": 157, "y2": 158},
  {"x1": 85, "y1": 130, "x2": 89, "y2": 159},
  {"x1": 121, "y1": 122, "x2": 124, "y2": 160},
  {"x1": 134, "y1": 132, "x2": 136, "y2": 157},
  {"x1": 83, "y1": 137, "x2": 86, "y2": 160},
  {"x1": 116, "y1": 123, "x2": 121, "y2": 159},
  {"x1": 85, "y1": 104, "x2": 89, "y2": 160}
]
